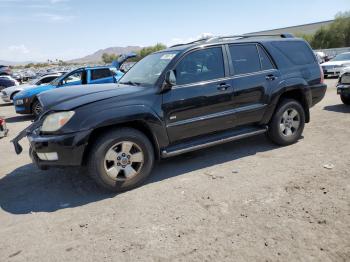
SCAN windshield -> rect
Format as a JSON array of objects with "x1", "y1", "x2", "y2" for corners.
[
  {"x1": 119, "y1": 51, "x2": 178, "y2": 86},
  {"x1": 29, "y1": 77, "x2": 41, "y2": 85},
  {"x1": 331, "y1": 53, "x2": 350, "y2": 61},
  {"x1": 49, "y1": 71, "x2": 72, "y2": 86}
]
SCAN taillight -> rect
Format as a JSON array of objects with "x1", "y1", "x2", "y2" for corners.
[
  {"x1": 0, "y1": 118, "x2": 5, "y2": 125},
  {"x1": 319, "y1": 64, "x2": 324, "y2": 84}
]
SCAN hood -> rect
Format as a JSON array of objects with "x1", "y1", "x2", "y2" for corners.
[
  {"x1": 15, "y1": 84, "x2": 55, "y2": 99},
  {"x1": 321, "y1": 60, "x2": 350, "y2": 66},
  {"x1": 2, "y1": 84, "x2": 36, "y2": 94},
  {"x1": 38, "y1": 83, "x2": 144, "y2": 111}
]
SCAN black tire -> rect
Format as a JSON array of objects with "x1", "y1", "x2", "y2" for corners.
[
  {"x1": 340, "y1": 94, "x2": 350, "y2": 105},
  {"x1": 87, "y1": 128, "x2": 154, "y2": 192},
  {"x1": 267, "y1": 99, "x2": 305, "y2": 146},
  {"x1": 31, "y1": 100, "x2": 43, "y2": 116}
]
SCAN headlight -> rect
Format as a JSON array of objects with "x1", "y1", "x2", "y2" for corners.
[
  {"x1": 41, "y1": 111, "x2": 75, "y2": 132},
  {"x1": 15, "y1": 99, "x2": 24, "y2": 105}
]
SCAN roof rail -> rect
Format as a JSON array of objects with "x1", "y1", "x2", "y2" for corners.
[{"x1": 170, "y1": 33, "x2": 294, "y2": 47}]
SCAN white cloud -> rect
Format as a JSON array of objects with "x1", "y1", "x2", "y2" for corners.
[
  {"x1": 35, "y1": 13, "x2": 75, "y2": 22},
  {"x1": 8, "y1": 44, "x2": 30, "y2": 54}
]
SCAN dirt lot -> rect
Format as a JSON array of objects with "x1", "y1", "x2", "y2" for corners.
[{"x1": 0, "y1": 78, "x2": 349, "y2": 262}]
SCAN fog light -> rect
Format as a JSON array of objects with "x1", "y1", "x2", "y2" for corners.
[{"x1": 37, "y1": 152, "x2": 58, "y2": 161}]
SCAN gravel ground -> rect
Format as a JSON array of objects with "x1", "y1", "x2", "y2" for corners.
[{"x1": 0, "y1": 78, "x2": 349, "y2": 262}]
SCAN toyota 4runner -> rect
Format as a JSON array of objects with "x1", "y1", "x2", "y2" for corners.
[{"x1": 13, "y1": 34, "x2": 327, "y2": 192}]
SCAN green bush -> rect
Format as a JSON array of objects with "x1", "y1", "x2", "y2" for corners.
[{"x1": 297, "y1": 12, "x2": 350, "y2": 49}]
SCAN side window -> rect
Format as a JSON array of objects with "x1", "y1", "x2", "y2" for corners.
[
  {"x1": 229, "y1": 44, "x2": 260, "y2": 75},
  {"x1": 91, "y1": 68, "x2": 112, "y2": 80},
  {"x1": 64, "y1": 71, "x2": 82, "y2": 84},
  {"x1": 175, "y1": 47, "x2": 225, "y2": 85},
  {"x1": 258, "y1": 46, "x2": 274, "y2": 70}
]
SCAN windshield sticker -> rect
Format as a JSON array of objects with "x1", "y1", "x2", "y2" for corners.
[{"x1": 161, "y1": 54, "x2": 176, "y2": 60}]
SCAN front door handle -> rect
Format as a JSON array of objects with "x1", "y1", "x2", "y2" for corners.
[
  {"x1": 266, "y1": 74, "x2": 277, "y2": 81},
  {"x1": 217, "y1": 83, "x2": 231, "y2": 91}
]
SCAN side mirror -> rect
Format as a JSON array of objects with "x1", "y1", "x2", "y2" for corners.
[{"x1": 163, "y1": 70, "x2": 176, "y2": 91}]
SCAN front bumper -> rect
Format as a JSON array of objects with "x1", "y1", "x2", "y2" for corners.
[
  {"x1": 14, "y1": 96, "x2": 33, "y2": 114},
  {"x1": 12, "y1": 122, "x2": 92, "y2": 169},
  {"x1": 28, "y1": 130, "x2": 91, "y2": 168},
  {"x1": 337, "y1": 84, "x2": 350, "y2": 96},
  {"x1": 1, "y1": 92, "x2": 11, "y2": 102}
]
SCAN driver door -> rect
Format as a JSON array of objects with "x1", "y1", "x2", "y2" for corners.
[{"x1": 162, "y1": 46, "x2": 235, "y2": 143}]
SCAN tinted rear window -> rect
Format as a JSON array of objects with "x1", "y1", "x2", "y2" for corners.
[
  {"x1": 91, "y1": 68, "x2": 112, "y2": 80},
  {"x1": 258, "y1": 45, "x2": 274, "y2": 70},
  {"x1": 272, "y1": 41, "x2": 315, "y2": 65}
]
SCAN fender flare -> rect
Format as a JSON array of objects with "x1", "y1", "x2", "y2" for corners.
[{"x1": 261, "y1": 78, "x2": 311, "y2": 124}]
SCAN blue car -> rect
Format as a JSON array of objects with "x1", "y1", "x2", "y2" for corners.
[{"x1": 13, "y1": 53, "x2": 136, "y2": 116}]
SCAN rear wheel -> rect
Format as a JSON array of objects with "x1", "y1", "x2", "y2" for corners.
[
  {"x1": 87, "y1": 128, "x2": 154, "y2": 192},
  {"x1": 268, "y1": 99, "x2": 305, "y2": 146},
  {"x1": 340, "y1": 94, "x2": 350, "y2": 105},
  {"x1": 32, "y1": 100, "x2": 43, "y2": 116}
]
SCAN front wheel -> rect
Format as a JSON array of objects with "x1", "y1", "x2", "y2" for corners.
[
  {"x1": 32, "y1": 100, "x2": 43, "y2": 117},
  {"x1": 340, "y1": 94, "x2": 350, "y2": 105},
  {"x1": 267, "y1": 99, "x2": 305, "y2": 146},
  {"x1": 87, "y1": 128, "x2": 154, "y2": 192}
]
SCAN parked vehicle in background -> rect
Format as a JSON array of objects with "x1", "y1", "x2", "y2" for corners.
[
  {"x1": 0, "y1": 75, "x2": 19, "y2": 86},
  {"x1": 321, "y1": 52, "x2": 350, "y2": 78},
  {"x1": 13, "y1": 66, "x2": 121, "y2": 116},
  {"x1": 337, "y1": 72, "x2": 350, "y2": 105},
  {"x1": 314, "y1": 51, "x2": 326, "y2": 63},
  {"x1": 340, "y1": 65, "x2": 350, "y2": 76},
  {"x1": 12, "y1": 34, "x2": 327, "y2": 192},
  {"x1": 1, "y1": 73, "x2": 63, "y2": 103},
  {"x1": 0, "y1": 65, "x2": 12, "y2": 76},
  {"x1": 0, "y1": 77, "x2": 16, "y2": 91}
]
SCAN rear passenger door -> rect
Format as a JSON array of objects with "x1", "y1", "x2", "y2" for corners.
[
  {"x1": 226, "y1": 44, "x2": 280, "y2": 126},
  {"x1": 88, "y1": 68, "x2": 115, "y2": 84}
]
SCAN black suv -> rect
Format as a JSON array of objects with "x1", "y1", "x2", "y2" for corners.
[{"x1": 13, "y1": 34, "x2": 327, "y2": 192}]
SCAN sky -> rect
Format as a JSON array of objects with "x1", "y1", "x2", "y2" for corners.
[{"x1": 0, "y1": 0, "x2": 349, "y2": 62}]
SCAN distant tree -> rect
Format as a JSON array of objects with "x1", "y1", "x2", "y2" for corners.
[
  {"x1": 102, "y1": 53, "x2": 118, "y2": 63},
  {"x1": 138, "y1": 43, "x2": 166, "y2": 59},
  {"x1": 297, "y1": 12, "x2": 350, "y2": 49}
]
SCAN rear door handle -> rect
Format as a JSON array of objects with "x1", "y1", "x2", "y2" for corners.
[
  {"x1": 217, "y1": 83, "x2": 231, "y2": 91},
  {"x1": 266, "y1": 74, "x2": 277, "y2": 81}
]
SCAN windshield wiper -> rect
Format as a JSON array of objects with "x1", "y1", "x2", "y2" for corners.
[{"x1": 119, "y1": 81, "x2": 141, "y2": 86}]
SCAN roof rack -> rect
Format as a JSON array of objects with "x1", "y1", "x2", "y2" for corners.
[{"x1": 170, "y1": 33, "x2": 294, "y2": 47}]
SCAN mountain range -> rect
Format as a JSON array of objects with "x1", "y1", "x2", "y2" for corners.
[
  {"x1": 0, "y1": 46, "x2": 143, "y2": 66},
  {"x1": 67, "y1": 46, "x2": 142, "y2": 63}
]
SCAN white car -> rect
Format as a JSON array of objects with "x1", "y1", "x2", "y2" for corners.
[
  {"x1": 321, "y1": 52, "x2": 350, "y2": 78},
  {"x1": 1, "y1": 73, "x2": 62, "y2": 102}
]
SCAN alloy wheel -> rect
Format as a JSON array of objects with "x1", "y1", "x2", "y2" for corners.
[
  {"x1": 103, "y1": 141, "x2": 144, "y2": 181},
  {"x1": 279, "y1": 108, "x2": 300, "y2": 136}
]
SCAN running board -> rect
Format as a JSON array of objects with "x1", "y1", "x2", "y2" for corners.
[{"x1": 161, "y1": 126, "x2": 268, "y2": 158}]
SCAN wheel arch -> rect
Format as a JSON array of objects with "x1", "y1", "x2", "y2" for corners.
[
  {"x1": 81, "y1": 119, "x2": 163, "y2": 166},
  {"x1": 261, "y1": 78, "x2": 311, "y2": 124}
]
